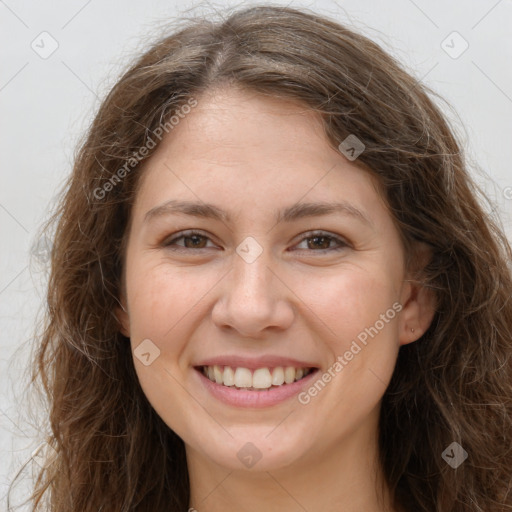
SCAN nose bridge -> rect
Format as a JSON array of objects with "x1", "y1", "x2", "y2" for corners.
[
  {"x1": 211, "y1": 241, "x2": 293, "y2": 335},
  {"x1": 230, "y1": 246, "x2": 274, "y2": 308}
]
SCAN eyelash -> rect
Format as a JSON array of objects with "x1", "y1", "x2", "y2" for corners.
[{"x1": 161, "y1": 230, "x2": 349, "y2": 253}]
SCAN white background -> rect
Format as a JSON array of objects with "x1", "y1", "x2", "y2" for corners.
[{"x1": 1, "y1": 0, "x2": 511, "y2": 508}]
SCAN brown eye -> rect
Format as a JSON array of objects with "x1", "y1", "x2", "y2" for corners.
[
  {"x1": 181, "y1": 234, "x2": 208, "y2": 249},
  {"x1": 295, "y1": 231, "x2": 348, "y2": 252},
  {"x1": 162, "y1": 231, "x2": 216, "y2": 251},
  {"x1": 306, "y1": 235, "x2": 333, "y2": 250}
]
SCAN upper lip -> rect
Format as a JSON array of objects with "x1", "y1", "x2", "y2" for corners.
[{"x1": 194, "y1": 355, "x2": 319, "y2": 370}]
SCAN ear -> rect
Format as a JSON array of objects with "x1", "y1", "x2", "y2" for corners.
[
  {"x1": 397, "y1": 243, "x2": 437, "y2": 346},
  {"x1": 115, "y1": 297, "x2": 130, "y2": 338}
]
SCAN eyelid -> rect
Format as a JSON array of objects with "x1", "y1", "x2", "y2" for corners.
[
  {"x1": 162, "y1": 229, "x2": 351, "y2": 254},
  {"x1": 292, "y1": 230, "x2": 349, "y2": 251},
  {"x1": 162, "y1": 229, "x2": 218, "y2": 249}
]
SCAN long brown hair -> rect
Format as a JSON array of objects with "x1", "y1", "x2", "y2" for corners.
[{"x1": 10, "y1": 5, "x2": 512, "y2": 511}]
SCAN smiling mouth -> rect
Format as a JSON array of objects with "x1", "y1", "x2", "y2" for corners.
[{"x1": 195, "y1": 365, "x2": 318, "y2": 391}]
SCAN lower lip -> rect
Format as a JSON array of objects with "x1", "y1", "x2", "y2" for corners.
[{"x1": 194, "y1": 367, "x2": 319, "y2": 408}]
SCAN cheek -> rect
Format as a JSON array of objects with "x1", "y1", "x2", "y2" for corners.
[
  {"x1": 298, "y1": 270, "x2": 400, "y2": 413},
  {"x1": 125, "y1": 262, "x2": 210, "y2": 340},
  {"x1": 294, "y1": 265, "x2": 400, "y2": 340},
  {"x1": 125, "y1": 265, "x2": 203, "y2": 427},
  {"x1": 296, "y1": 267, "x2": 401, "y2": 386}
]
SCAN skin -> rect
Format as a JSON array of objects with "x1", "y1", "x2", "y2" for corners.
[{"x1": 116, "y1": 87, "x2": 435, "y2": 512}]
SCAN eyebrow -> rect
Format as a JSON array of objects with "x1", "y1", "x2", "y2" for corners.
[{"x1": 143, "y1": 199, "x2": 373, "y2": 227}]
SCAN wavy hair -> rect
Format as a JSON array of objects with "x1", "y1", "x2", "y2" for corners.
[{"x1": 9, "y1": 4, "x2": 512, "y2": 511}]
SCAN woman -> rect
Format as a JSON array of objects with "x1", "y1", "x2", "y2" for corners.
[{"x1": 12, "y1": 5, "x2": 512, "y2": 511}]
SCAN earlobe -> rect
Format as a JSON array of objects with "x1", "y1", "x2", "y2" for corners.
[
  {"x1": 115, "y1": 299, "x2": 130, "y2": 338},
  {"x1": 397, "y1": 241, "x2": 437, "y2": 345},
  {"x1": 398, "y1": 280, "x2": 436, "y2": 346}
]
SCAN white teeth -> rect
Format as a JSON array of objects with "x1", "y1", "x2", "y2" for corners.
[
  {"x1": 252, "y1": 368, "x2": 272, "y2": 389},
  {"x1": 201, "y1": 365, "x2": 313, "y2": 389},
  {"x1": 223, "y1": 366, "x2": 235, "y2": 386},
  {"x1": 271, "y1": 366, "x2": 285, "y2": 386},
  {"x1": 284, "y1": 366, "x2": 296, "y2": 384},
  {"x1": 234, "y1": 367, "x2": 253, "y2": 388},
  {"x1": 213, "y1": 365, "x2": 223, "y2": 384}
]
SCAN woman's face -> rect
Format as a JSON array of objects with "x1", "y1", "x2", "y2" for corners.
[{"x1": 117, "y1": 87, "x2": 433, "y2": 472}]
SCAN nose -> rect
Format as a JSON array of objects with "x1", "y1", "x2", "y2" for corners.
[{"x1": 211, "y1": 247, "x2": 295, "y2": 338}]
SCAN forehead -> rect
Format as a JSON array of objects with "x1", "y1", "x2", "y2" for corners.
[{"x1": 132, "y1": 87, "x2": 388, "y2": 227}]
